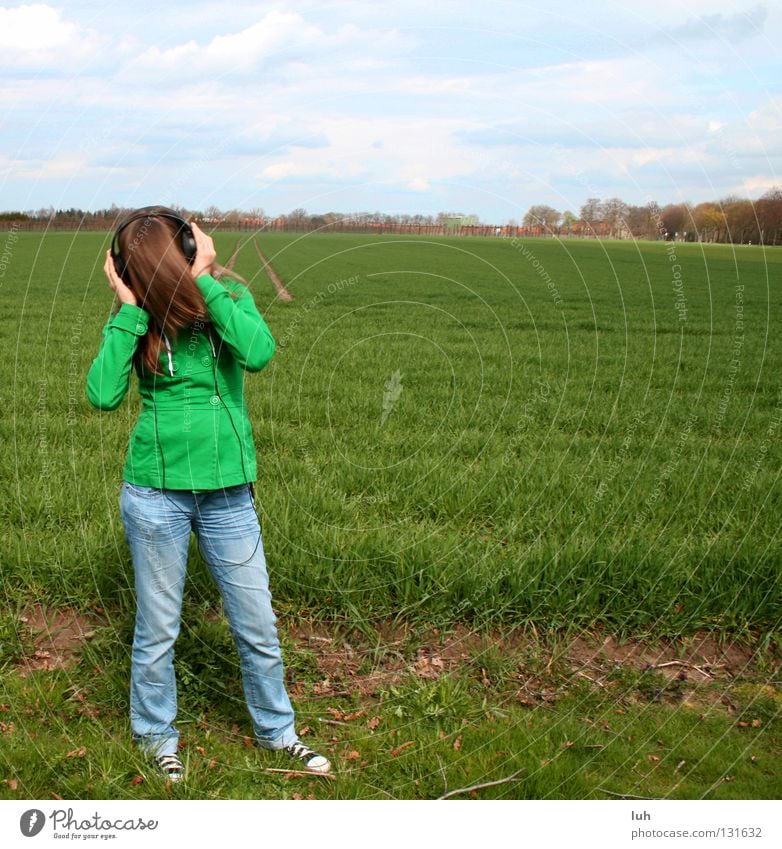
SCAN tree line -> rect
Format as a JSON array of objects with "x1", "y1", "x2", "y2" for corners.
[
  {"x1": 2, "y1": 189, "x2": 781, "y2": 244},
  {"x1": 522, "y1": 189, "x2": 782, "y2": 245}
]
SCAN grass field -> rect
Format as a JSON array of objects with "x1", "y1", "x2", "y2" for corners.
[{"x1": 0, "y1": 230, "x2": 780, "y2": 799}]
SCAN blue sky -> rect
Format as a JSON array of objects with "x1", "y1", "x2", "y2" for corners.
[{"x1": 0, "y1": 1, "x2": 779, "y2": 222}]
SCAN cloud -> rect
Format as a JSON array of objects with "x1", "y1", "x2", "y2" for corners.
[
  {"x1": 0, "y1": 4, "x2": 102, "y2": 67},
  {"x1": 126, "y1": 9, "x2": 413, "y2": 79},
  {"x1": 645, "y1": 3, "x2": 768, "y2": 47}
]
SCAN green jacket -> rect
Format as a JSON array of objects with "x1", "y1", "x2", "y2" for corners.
[{"x1": 86, "y1": 273, "x2": 275, "y2": 490}]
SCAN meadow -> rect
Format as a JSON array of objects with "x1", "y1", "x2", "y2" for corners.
[{"x1": 0, "y1": 230, "x2": 779, "y2": 799}]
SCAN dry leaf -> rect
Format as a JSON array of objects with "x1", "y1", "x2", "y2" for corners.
[
  {"x1": 647, "y1": 754, "x2": 660, "y2": 762},
  {"x1": 367, "y1": 716, "x2": 381, "y2": 731},
  {"x1": 130, "y1": 775, "x2": 143, "y2": 786},
  {"x1": 346, "y1": 751, "x2": 361, "y2": 761},
  {"x1": 736, "y1": 721, "x2": 749, "y2": 728},
  {"x1": 390, "y1": 741, "x2": 415, "y2": 757},
  {"x1": 299, "y1": 725, "x2": 311, "y2": 737},
  {"x1": 326, "y1": 708, "x2": 344, "y2": 720},
  {"x1": 344, "y1": 710, "x2": 367, "y2": 722},
  {"x1": 196, "y1": 746, "x2": 206, "y2": 756},
  {"x1": 66, "y1": 747, "x2": 87, "y2": 759},
  {"x1": 563, "y1": 740, "x2": 574, "y2": 748},
  {"x1": 5, "y1": 779, "x2": 18, "y2": 790},
  {"x1": 242, "y1": 736, "x2": 254, "y2": 748},
  {"x1": 453, "y1": 736, "x2": 462, "y2": 751},
  {"x1": 751, "y1": 719, "x2": 762, "y2": 728}
]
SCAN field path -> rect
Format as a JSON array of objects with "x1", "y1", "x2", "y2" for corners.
[
  {"x1": 224, "y1": 237, "x2": 243, "y2": 271},
  {"x1": 253, "y1": 236, "x2": 294, "y2": 301}
]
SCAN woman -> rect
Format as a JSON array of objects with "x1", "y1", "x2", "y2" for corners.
[{"x1": 86, "y1": 206, "x2": 330, "y2": 782}]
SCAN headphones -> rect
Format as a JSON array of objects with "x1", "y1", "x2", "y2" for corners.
[{"x1": 110, "y1": 206, "x2": 197, "y2": 284}]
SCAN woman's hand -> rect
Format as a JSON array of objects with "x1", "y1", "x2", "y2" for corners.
[
  {"x1": 190, "y1": 221, "x2": 217, "y2": 279},
  {"x1": 104, "y1": 250, "x2": 138, "y2": 307}
]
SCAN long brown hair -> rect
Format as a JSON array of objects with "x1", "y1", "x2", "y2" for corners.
[{"x1": 117, "y1": 209, "x2": 209, "y2": 376}]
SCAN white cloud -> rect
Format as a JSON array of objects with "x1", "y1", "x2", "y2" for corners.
[
  {"x1": 407, "y1": 178, "x2": 431, "y2": 191},
  {"x1": 127, "y1": 9, "x2": 412, "y2": 78},
  {"x1": 0, "y1": 4, "x2": 102, "y2": 67}
]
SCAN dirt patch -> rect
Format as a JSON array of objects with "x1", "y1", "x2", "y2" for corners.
[
  {"x1": 283, "y1": 621, "x2": 777, "y2": 703},
  {"x1": 563, "y1": 632, "x2": 761, "y2": 681},
  {"x1": 15, "y1": 604, "x2": 100, "y2": 676},
  {"x1": 11, "y1": 605, "x2": 777, "y2": 705}
]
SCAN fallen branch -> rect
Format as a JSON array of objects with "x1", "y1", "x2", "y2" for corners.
[
  {"x1": 575, "y1": 670, "x2": 605, "y2": 688},
  {"x1": 597, "y1": 788, "x2": 658, "y2": 800},
  {"x1": 263, "y1": 768, "x2": 336, "y2": 781},
  {"x1": 437, "y1": 768, "x2": 524, "y2": 800},
  {"x1": 648, "y1": 660, "x2": 714, "y2": 679},
  {"x1": 435, "y1": 754, "x2": 448, "y2": 796}
]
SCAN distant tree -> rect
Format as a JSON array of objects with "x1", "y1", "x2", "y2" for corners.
[
  {"x1": 223, "y1": 209, "x2": 241, "y2": 227},
  {"x1": 561, "y1": 210, "x2": 577, "y2": 233},
  {"x1": 625, "y1": 205, "x2": 656, "y2": 239},
  {"x1": 600, "y1": 197, "x2": 630, "y2": 238},
  {"x1": 757, "y1": 187, "x2": 782, "y2": 245},
  {"x1": 523, "y1": 204, "x2": 561, "y2": 233},
  {"x1": 719, "y1": 197, "x2": 757, "y2": 243},
  {"x1": 659, "y1": 204, "x2": 689, "y2": 240},
  {"x1": 692, "y1": 202, "x2": 725, "y2": 243},
  {"x1": 580, "y1": 198, "x2": 602, "y2": 234}
]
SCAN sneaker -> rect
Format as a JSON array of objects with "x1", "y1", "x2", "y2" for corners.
[
  {"x1": 154, "y1": 752, "x2": 185, "y2": 783},
  {"x1": 284, "y1": 741, "x2": 331, "y2": 774}
]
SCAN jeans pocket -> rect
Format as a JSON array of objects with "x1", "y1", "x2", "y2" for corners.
[{"x1": 123, "y1": 481, "x2": 162, "y2": 499}]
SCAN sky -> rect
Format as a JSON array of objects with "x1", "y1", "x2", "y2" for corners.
[{"x1": 0, "y1": 0, "x2": 779, "y2": 222}]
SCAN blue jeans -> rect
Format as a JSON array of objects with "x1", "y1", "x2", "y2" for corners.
[{"x1": 119, "y1": 481, "x2": 298, "y2": 757}]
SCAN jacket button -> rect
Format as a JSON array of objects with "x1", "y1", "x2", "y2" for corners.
[
  {"x1": 201, "y1": 355, "x2": 211, "y2": 367},
  {"x1": 135, "y1": 323, "x2": 145, "y2": 333},
  {"x1": 210, "y1": 395, "x2": 221, "y2": 406}
]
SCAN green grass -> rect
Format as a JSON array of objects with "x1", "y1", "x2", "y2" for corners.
[
  {"x1": 0, "y1": 622, "x2": 779, "y2": 800},
  {"x1": 0, "y1": 229, "x2": 780, "y2": 799},
  {"x1": 2, "y1": 230, "x2": 780, "y2": 635}
]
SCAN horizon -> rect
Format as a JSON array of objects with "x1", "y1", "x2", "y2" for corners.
[{"x1": 0, "y1": 2, "x2": 779, "y2": 220}]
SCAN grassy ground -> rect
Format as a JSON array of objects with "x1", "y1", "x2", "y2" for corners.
[
  {"x1": 0, "y1": 230, "x2": 780, "y2": 798},
  {"x1": 1, "y1": 609, "x2": 780, "y2": 800}
]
